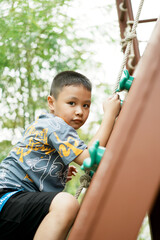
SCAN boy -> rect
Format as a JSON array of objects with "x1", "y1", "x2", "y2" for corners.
[{"x1": 0, "y1": 71, "x2": 121, "y2": 240}]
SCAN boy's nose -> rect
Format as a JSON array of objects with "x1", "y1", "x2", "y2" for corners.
[{"x1": 75, "y1": 106, "x2": 83, "y2": 116}]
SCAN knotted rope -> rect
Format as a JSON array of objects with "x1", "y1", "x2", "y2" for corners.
[
  {"x1": 75, "y1": 171, "x2": 91, "y2": 199},
  {"x1": 113, "y1": 0, "x2": 145, "y2": 93},
  {"x1": 121, "y1": 33, "x2": 137, "y2": 49}
]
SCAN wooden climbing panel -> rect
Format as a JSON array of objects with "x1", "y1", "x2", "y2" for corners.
[{"x1": 68, "y1": 18, "x2": 160, "y2": 240}]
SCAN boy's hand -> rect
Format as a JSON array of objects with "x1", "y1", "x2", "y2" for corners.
[
  {"x1": 67, "y1": 165, "x2": 78, "y2": 182},
  {"x1": 103, "y1": 94, "x2": 121, "y2": 118},
  {"x1": 74, "y1": 94, "x2": 121, "y2": 166}
]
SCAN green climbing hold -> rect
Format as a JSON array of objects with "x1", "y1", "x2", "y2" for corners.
[
  {"x1": 81, "y1": 140, "x2": 105, "y2": 172},
  {"x1": 116, "y1": 69, "x2": 134, "y2": 92}
]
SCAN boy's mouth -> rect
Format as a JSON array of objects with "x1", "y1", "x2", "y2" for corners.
[
  {"x1": 73, "y1": 118, "x2": 83, "y2": 123},
  {"x1": 72, "y1": 119, "x2": 83, "y2": 126}
]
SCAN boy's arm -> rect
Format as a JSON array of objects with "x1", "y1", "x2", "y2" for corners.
[{"x1": 74, "y1": 94, "x2": 121, "y2": 166}]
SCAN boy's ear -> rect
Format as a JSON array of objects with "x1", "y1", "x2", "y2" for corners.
[{"x1": 47, "y1": 95, "x2": 55, "y2": 113}]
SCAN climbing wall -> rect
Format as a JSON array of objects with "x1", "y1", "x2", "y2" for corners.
[{"x1": 68, "y1": 18, "x2": 160, "y2": 240}]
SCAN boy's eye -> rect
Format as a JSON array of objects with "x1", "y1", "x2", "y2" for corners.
[
  {"x1": 68, "y1": 102, "x2": 75, "y2": 106},
  {"x1": 83, "y1": 104, "x2": 90, "y2": 108}
]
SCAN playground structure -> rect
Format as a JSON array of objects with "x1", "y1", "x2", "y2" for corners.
[
  {"x1": 116, "y1": 0, "x2": 157, "y2": 75},
  {"x1": 68, "y1": 1, "x2": 160, "y2": 240}
]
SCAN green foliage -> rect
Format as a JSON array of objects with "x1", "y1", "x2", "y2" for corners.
[
  {"x1": 137, "y1": 216, "x2": 151, "y2": 240},
  {"x1": 0, "y1": 140, "x2": 12, "y2": 162},
  {"x1": 0, "y1": 0, "x2": 93, "y2": 133}
]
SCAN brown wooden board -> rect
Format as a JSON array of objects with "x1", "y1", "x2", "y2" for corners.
[{"x1": 68, "y1": 18, "x2": 160, "y2": 240}]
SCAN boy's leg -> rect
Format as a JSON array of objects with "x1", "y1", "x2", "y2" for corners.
[
  {"x1": 34, "y1": 192, "x2": 79, "y2": 240},
  {"x1": 0, "y1": 191, "x2": 79, "y2": 240}
]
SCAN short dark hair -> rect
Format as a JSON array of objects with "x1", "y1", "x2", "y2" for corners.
[{"x1": 50, "y1": 71, "x2": 92, "y2": 99}]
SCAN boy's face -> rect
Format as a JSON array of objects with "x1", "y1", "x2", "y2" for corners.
[{"x1": 48, "y1": 85, "x2": 91, "y2": 130}]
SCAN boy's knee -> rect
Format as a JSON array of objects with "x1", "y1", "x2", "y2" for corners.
[{"x1": 49, "y1": 192, "x2": 79, "y2": 219}]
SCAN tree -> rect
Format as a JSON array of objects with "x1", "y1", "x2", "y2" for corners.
[{"x1": 0, "y1": 0, "x2": 93, "y2": 138}]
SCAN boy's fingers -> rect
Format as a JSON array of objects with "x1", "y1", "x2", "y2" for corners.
[
  {"x1": 68, "y1": 169, "x2": 77, "y2": 176},
  {"x1": 113, "y1": 93, "x2": 119, "y2": 99},
  {"x1": 70, "y1": 166, "x2": 77, "y2": 172},
  {"x1": 107, "y1": 94, "x2": 119, "y2": 102},
  {"x1": 67, "y1": 176, "x2": 72, "y2": 182},
  {"x1": 67, "y1": 176, "x2": 72, "y2": 180},
  {"x1": 72, "y1": 171, "x2": 77, "y2": 176}
]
